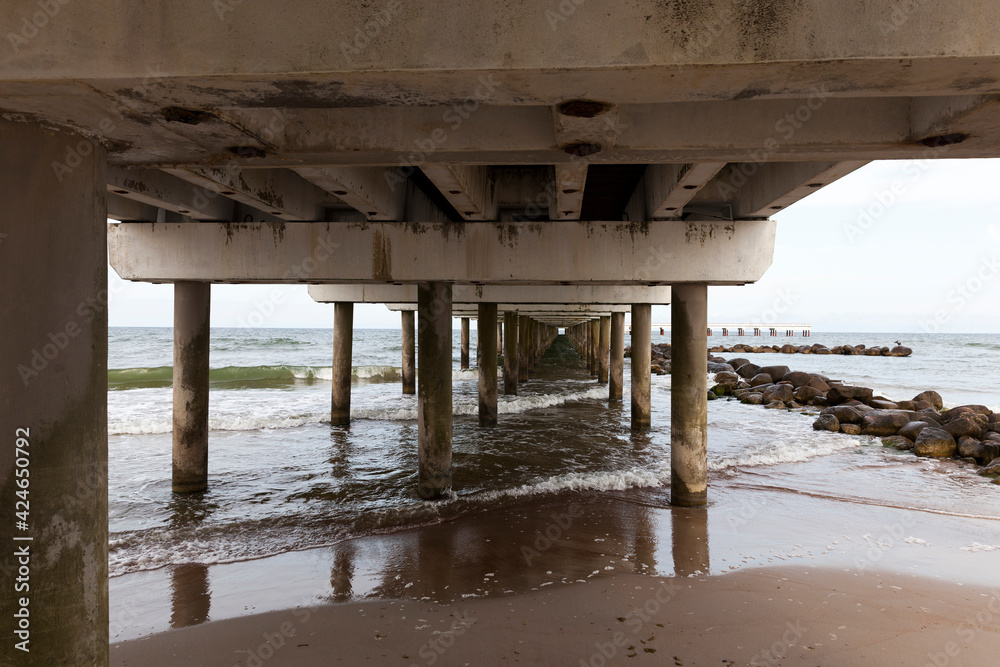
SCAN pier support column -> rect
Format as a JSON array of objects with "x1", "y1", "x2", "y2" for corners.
[
  {"x1": 173, "y1": 281, "x2": 212, "y2": 492},
  {"x1": 0, "y1": 120, "x2": 108, "y2": 665},
  {"x1": 598, "y1": 315, "x2": 611, "y2": 384},
  {"x1": 504, "y1": 311, "x2": 518, "y2": 395},
  {"x1": 670, "y1": 283, "x2": 709, "y2": 506},
  {"x1": 478, "y1": 303, "x2": 498, "y2": 427},
  {"x1": 590, "y1": 319, "x2": 599, "y2": 375},
  {"x1": 401, "y1": 309, "x2": 415, "y2": 395},
  {"x1": 418, "y1": 282, "x2": 453, "y2": 499},
  {"x1": 631, "y1": 304, "x2": 652, "y2": 430},
  {"x1": 331, "y1": 302, "x2": 354, "y2": 426},
  {"x1": 610, "y1": 312, "x2": 625, "y2": 402},
  {"x1": 518, "y1": 316, "x2": 529, "y2": 382},
  {"x1": 460, "y1": 317, "x2": 470, "y2": 370},
  {"x1": 497, "y1": 321, "x2": 503, "y2": 357}
]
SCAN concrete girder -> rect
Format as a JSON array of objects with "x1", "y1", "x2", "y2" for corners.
[
  {"x1": 309, "y1": 284, "x2": 671, "y2": 304},
  {"x1": 695, "y1": 161, "x2": 869, "y2": 219},
  {"x1": 293, "y1": 166, "x2": 406, "y2": 220},
  {"x1": 107, "y1": 167, "x2": 234, "y2": 221},
  {"x1": 108, "y1": 219, "x2": 775, "y2": 285},
  {"x1": 420, "y1": 165, "x2": 497, "y2": 220},
  {"x1": 161, "y1": 166, "x2": 340, "y2": 221},
  {"x1": 633, "y1": 162, "x2": 728, "y2": 219},
  {"x1": 107, "y1": 192, "x2": 160, "y2": 222},
  {"x1": 550, "y1": 163, "x2": 588, "y2": 221}
]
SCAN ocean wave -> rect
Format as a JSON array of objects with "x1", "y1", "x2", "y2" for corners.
[
  {"x1": 108, "y1": 364, "x2": 404, "y2": 390},
  {"x1": 707, "y1": 432, "x2": 861, "y2": 472}
]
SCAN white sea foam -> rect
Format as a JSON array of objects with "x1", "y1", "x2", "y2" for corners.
[
  {"x1": 476, "y1": 466, "x2": 668, "y2": 502},
  {"x1": 959, "y1": 543, "x2": 1000, "y2": 553},
  {"x1": 708, "y1": 432, "x2": 861, "y2": 471}
]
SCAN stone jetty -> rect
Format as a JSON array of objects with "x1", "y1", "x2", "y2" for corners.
[{"x1": 705, "y1": 357, "x2": 1000, "y2": 482}]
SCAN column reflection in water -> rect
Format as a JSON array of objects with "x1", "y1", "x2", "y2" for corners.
[
  {"x1": 671, "y1": 507, "x2": 710, "y2": 577},
  {"x1": 167, "y1": 495, "x2": 215, "y2": 629}
]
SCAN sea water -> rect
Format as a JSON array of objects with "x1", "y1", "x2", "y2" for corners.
[{"x1": 107, "y1": 328, "x2": 1000, "y2": 580}]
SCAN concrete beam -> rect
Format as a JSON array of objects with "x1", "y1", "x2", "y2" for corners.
[
  {"x1": 108, "y1": 167, "x2": 234, "y2": 221},
  {"x1": 310, "y1": 284, "x2": 671, "y2": 304},
  {"x1": 697, "y1": 161, "x2": 869, "y2": 218},
  {"x1": 109, "y1": 219, "x2": 775, "y2": 285},
  {"x1": 550, "y1": 163, "x2": 588, "y2": 221},
  {"x1": 420, "y1": 165, "x2": 497, "y2": 220},
  {"x1": 162, "y1": 167, "x2": 338, "y2": 221},
  {"x1": 293, "y1": 166, "x2": 405, "y2": 220},
  {"x1": 638, "y1": 163, "x2": 728, "y2": 219}
]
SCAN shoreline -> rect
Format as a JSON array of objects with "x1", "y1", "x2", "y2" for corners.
[{"x1": 111, "y1": 564, "x2": 1000, "y2": 667}]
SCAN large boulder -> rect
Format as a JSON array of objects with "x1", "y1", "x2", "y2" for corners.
[
  {"x1": 813, "y1": 414, "x2": 840, "y2": 432},
  {"x1": 914, "y1": 428, "x2": 957, "y2": 458},
  {"x1": 820, "y1": 405, "x2": 865, "y2": 424},
  {"x1": 869, "y1": 399, "x2": 900, "y2": 410},
  {"x1": 762, "y1": 384, "x2": 795, "y2": 404},
  {"x1": 758, "y1": 365, "x2": 790, "y2": 382},
  {"x1": 765, "y1": 401, "x2": 787, "y2": 410},
  {"x1": 978, "y1": 459, "x2": 1000, "y2": 478},
  {"x1": 736, "y1": 363, "x2": 762, "y2": 379},
  {"x1": 981, "y1": 443, "x2": 1000, "y2": 466},
  {"x1": 749, "y1": 373, "x2": 773, "y2": 387},
  {"x1": 860, "y1": 411, "x2": 912, "y2": 437},
  {"x1": 942, "y1": 405, "x2": 993, "y2": 421},
  {"x1": 779, "y1": 343, "x2": 797, "y2": 354},
  {"x1": 743, "y1": 393, "x2": 765, "y2": 405},
  {"x1": 957, "y1": 437, "x2": 984, "y2": 460},
  {"x1": 882, "y1": 435, "x2": 914, "y2": 450},
  {"x1": 807, "y1": 377, "x2": 831, "y2": 393},
  {"x1": 826, "y1": 385, "x2": 874, "y2": 405},
  {"x1": 727, "y1": 358, "x2": 751, "y2": 372},
  {"x1": 840, "y1": 424, "x2": 862, "y2": 435},
  {"x1": 988, "y1": 414, "x2": 1000, "y2": 433},
  {"x1": 793, "y1": 386, "x2": 823, "y2": 403},
  {"x1": 782, "y1": 371, "x2": 812, "y2": 388},
  {"x1": 943, "y1": 414, "x2": 989, "y2": 440},
  {"x1": 714, "y1": 371, "x2": 740, "y2": 383},
  {"x1": 707, "y1": 362, "x2": 735, "y2": 374},
  {"x1": 898, "y1": 421, "x2": 930, "y2": 441},
  {"x1": 815, "y1": 347, "x2": 832, "y2": 354},
  {"x1": 912, "y1": 391, "x2": 943, "y2": 410},
  {"x1": 888, "y1": 345, "x2": 913, "y2": 357}
]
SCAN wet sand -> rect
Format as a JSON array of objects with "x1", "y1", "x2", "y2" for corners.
[
  {"x1": 110, "y1": 479, "x2": 1000, "y2": 666},
  {"x1": 112, "y1": 565, "x2": 1000, "y2": 666}
]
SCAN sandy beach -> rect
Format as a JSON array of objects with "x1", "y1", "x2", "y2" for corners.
[
  {"x1": 111, "y1": 565, "x2": 1000, "y2": 666},
  {"x1": 109, "y1": 479, "x2": 1000, "y2": 666}
]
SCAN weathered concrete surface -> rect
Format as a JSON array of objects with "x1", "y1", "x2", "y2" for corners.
[
  {"x1": 331, "y1": 302, "x2": 354, "y2": 426},
  {"x1": 0, "y1": 119, "x2": 108, "y2": 665},
  {"x1": 460, "y1": 318, "x2": 470, "y2": 370},
  {"x1": 518, "y1": 316, "x2": 529, "y2": 382},
  {"x1": 172, "y1": 281, "x2": 211, "y2": 492},
  {"x1": 631, "y1": 304, "x2": 652, "y2": 430},
  {"x1": 671, "y1": 284, "x2": 709, "y2": 507},
  {"x1": 610, "y1": 312, "x2": 625, "y2": 402},
  {"x1": 3, "y1": 2, "x2": 1000, "y2": 165},
  {"x1": 503, "y1": 311, "x2": 518, "y2": 396},
  {"x1": 108, "y1": 220, "x2": 776, "y2": 285},
  {"x1": 417, "y1": 283, "x2": 452, "y2": 499},
  {"x1": 598, "y1": 316, "x2": 610, "y2": 384},
  {"x1": 310, "y1": 284, "x2": 672, "y2": 304},
  {"x1": 401, "y1": 310, "x2": 415, "y2": 395},
  {"x1": 478, "y1": 303, "x2": 498, "y2": 427}
]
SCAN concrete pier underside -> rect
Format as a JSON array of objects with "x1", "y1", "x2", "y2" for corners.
[{"x1": 7, "y1": 2, "x2": 1000, "y2": 661}]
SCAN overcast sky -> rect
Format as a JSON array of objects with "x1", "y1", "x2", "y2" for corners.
[{"x1": 108, "y1": 158, "x2": 1000, "y2": 333}]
